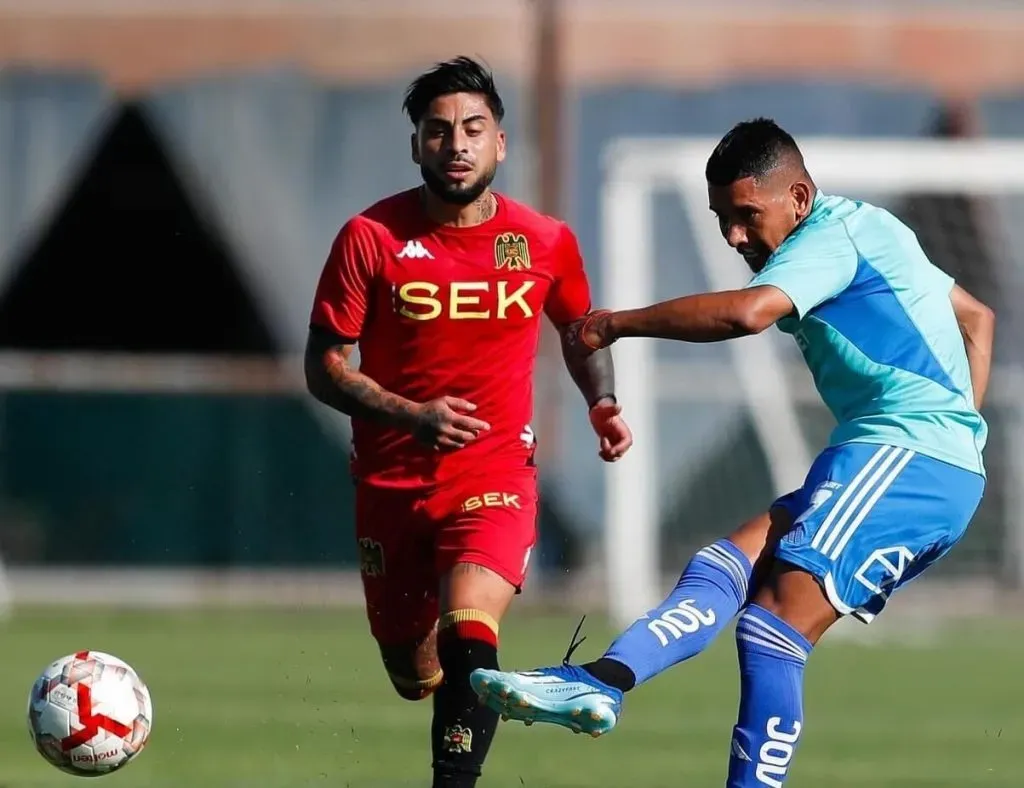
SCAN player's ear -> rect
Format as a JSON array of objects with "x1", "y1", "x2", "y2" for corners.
[
  {"x1": 410, "y1": 132, "x2": 421, "y2": 165},
  {"x1": 495, "y1": 128, "x2": 507, "y2": 164},
  {"x1": 791, "y1": 181, "x2": 812, "y2": 220}
]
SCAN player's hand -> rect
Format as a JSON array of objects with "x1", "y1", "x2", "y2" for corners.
[
  {"x1": 567, "y1": 309, "x2": 616, "y2": 356},
  {"x1": 589, "y1": 398, "x2": 633, "y2": 462},
  {"x1": 410, "y1": 396, "x2": 491, "y2": 451}
]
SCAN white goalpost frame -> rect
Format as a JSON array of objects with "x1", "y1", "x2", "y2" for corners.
[{"x1": 601, "y1": 137, "x2": 1024, "y2": 628}]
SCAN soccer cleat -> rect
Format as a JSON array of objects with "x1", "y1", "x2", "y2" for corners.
[{"x1": 469, "y1": 616, "x2": 623, "y2": 737}]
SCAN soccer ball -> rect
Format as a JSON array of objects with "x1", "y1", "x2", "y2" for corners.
[{"x1": 27, "y1": 650, "x2": 153, "y2": 776}]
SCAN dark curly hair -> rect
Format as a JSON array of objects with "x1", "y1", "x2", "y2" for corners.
[{"x1": 402, "y1": 56, "x2": 505, "y2": 126}]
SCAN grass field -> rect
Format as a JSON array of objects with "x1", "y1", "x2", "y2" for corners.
[{"x1": 2, "y1": 607, "x2": 1022, "y2": 787}]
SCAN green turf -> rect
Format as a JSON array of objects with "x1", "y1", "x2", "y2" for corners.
[{"x1": 2, "y1": 607, "x2": 1021, "y2": 786}]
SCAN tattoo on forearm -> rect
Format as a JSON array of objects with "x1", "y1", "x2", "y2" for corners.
[
  {"x1": 306, "y1": 340, "x2": 417, "y2": 426},
  {"x1": 561, "y1": 329, "x2": 615, "y2": 407}
]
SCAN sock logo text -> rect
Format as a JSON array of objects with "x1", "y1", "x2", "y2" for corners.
[
  {"x1": 756, "y1": 716, "x2": 802, "y2": 787},
  {"x1": 647, "y1": 599, "x2": 717, "y2": 647}
]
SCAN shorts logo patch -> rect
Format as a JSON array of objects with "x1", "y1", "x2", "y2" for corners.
[
  {"x1": 443, "y1": 724, "x2": 473, "y2": 753},
  {"x1": 786, "y1": 481, "x2": 843, "y2": 545},
  {"x1": 797, "y1": 482, "x2": 843, "y2": 524},
  {"x1": 461, "y1": 492, "x2": 522, "y2": 512},
  {"x1": 854, "y1": 546, "x2": 914, "y2": 598},
  {"x1": 357, "y1": 537, "x2": 385, "y2": 578}
]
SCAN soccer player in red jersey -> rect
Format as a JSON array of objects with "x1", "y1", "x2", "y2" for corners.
[{"x1": 304, "y1": 56, "x2": 633, "y2": 788}]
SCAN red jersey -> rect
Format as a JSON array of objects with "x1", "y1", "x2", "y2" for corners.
[{"x1": 309, "y1": 189, "x2": 592, "y2": 488}]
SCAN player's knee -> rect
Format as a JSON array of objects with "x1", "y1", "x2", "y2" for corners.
[
  {"x1": 436, "y1": 609, "x2": 500, "y2": 679},
  {"x1": 387, "y1": 669, "x2": 443, "y2": 702},
  {"x1": 749, "y1": 561, "x2": 839, "y2": 645},
  {"x1": 379, "y1": 638, "x2": 443, "y2": 702}
]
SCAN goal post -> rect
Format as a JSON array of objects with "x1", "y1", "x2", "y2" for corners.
[{"x1": 600, "y1": 137, "x2": 1024, "y2": 628}]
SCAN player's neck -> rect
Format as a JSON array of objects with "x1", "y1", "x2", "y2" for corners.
[{"x1": 419, "y1": 187, "x2": 498, "y2": 229}]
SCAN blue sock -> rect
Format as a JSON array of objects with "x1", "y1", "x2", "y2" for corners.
[
  {"x1": 727, "y1": 605, "x2": 812, "y2": 788},
  {"x1": 599, "y1": 539, "x2": 752, "y2": 686}
]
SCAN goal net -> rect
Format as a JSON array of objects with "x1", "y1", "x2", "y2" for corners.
[{"x1": 600, "y1": 137, "x2": 1024, "y2": 629}]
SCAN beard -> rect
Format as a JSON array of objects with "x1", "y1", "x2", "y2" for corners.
[{"x1": 420, "y1": 163, "x2": 497, "y2": 206}]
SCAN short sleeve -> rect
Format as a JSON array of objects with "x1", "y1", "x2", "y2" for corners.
[
  {"x1": 927, "y1": 260, "x2": 956, "y2": 295},
  {"x1": 544, "y1": 224, "x2": 592, "y2": 325},
  {"x1": 747, "y1": 223, "x2": 859, "y2": 319},
  {"x1": 309, "y1": 218, "x2": 380, "y2": 340}
]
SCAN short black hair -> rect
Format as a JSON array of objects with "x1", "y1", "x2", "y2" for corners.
[
  {"x1": 705, "y1": 118, "x2": 804, "y2": 186},
  {"x1": 402, "y1": 56, "x2": 505, "y2": 126}
]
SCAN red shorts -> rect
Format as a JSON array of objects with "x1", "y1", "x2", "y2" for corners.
[{"x1": 354, "y1": 466, "x2": 538, "y2": 645}]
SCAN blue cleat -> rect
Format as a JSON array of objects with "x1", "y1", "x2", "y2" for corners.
[
  {"x1": 470, "y1": 663, "x2": 623, "y2": 737},
  {"x1": 469, "y1": 617, "x2": 623, "y2": 737}
]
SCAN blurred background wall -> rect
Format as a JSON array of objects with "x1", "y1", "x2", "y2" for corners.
[{"x1": 1, "y1": 0, "x2": 1023, "y2": 618}]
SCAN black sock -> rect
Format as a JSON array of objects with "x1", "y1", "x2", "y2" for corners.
[
  {"x1": 582, "y1": 657, "x2": 637, "y2": 692},
  {"x1": 431, "y1": 611, "x2": 501, "y2": 788}
]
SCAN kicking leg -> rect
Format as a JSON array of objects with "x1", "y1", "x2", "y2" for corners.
[
  {"x1": 586, "y1": 508, "x2": 792, "y2": 690},
  {"x1": 725, "y1": 442, "x2": 985, "y2": 786},
  {"x1": 471, "y1": 509, "x2": 793, "y2": 736}
]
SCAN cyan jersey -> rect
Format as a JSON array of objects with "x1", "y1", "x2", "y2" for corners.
[{"x1": 747, "y1": 192, "x2": 987, "y2": 476}]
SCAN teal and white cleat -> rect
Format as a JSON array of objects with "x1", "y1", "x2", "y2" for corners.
[{"x1": 470, "y1": 663, "x2": 623, "y2": 737}]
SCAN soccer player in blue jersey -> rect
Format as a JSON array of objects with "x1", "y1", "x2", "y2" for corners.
[{"x1": 470, "y1": 118, "x2": 995, "y2": 785}]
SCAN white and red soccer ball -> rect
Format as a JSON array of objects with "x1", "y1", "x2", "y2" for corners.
[{"x1": 27, "y1": 650, "x2": 153, "y2": 776}]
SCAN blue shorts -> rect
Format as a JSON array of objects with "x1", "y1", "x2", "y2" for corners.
[{"x1": 772, "y1": 442, "x2": 984, "y2": 623}]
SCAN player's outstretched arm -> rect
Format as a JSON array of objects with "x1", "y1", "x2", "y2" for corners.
[
  {"x1": 575, "y1": 286, "x2": 794, "y2": 350},
  {"x1": 950, "y1": 284, "x2": 995, "y2": 409}
]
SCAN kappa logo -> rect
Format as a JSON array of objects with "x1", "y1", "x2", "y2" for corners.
[{"x1": 396, "y1": 240, "x2": 433, "y2": 260}]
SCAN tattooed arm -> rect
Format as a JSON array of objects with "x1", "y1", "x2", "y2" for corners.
[
  {"x1": 545, "y1": 223, "x2": 632, "y2": 460},
  {"x1": 304, "y1": 328, "x2": 420, "y2": 427},
  {"x1": 546, "y1": 225, "x2": 616, "y2": 407},
  {"x1": 557, "y1": 325, "x2": 631, "y2": 461},
  {"x1": 307, "y1": 217, "x2": 490, "y2": 450},
  {"x1": 304, "y1": 328, "x2": 491, "y2": 449},
  {"x1": 559, "y1": 328, "x2": 616, "y2": 409}
]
